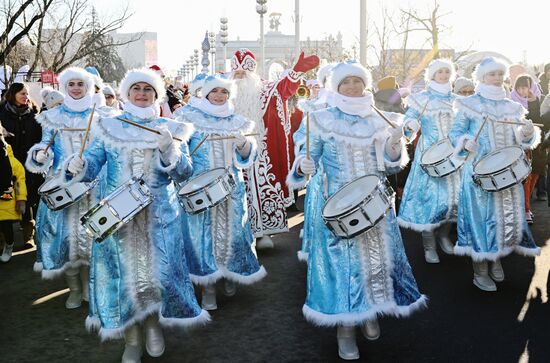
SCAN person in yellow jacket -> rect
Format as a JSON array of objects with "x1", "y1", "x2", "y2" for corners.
[{"x1": 0, "y1": 143, "x2": 26, "y2": 262}]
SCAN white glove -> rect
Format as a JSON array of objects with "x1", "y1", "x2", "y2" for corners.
[
  {"x1": 404, "y1": 120, "x2": 420, "y2": 134},
  {"x1": 35, "y1": 149, "x2": 49, "y2": 164},
  {"x1": 234, "y1": 133, "x2": 248, "y2": 149},
  {"x1": 68, "y1": 156, "x2": 85, "y2": 175},
  {"x1": 520, "y1": 120, "x2": 535, "y2": 138},
  {"x1": 299, "y1": 157, "x2": 316, "y2": 175},
  {"x1": 157, "y1": 128, "x2": 173, "y2": 153},
  {"x1": 464, "y1": 139, "x2": 478, "y2": 153},
  {"x1": 388, "y1": 126, "x2": 404, "y2": 143}
]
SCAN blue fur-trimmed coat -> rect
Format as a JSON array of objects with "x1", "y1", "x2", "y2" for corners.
[
  {"x1": 25, "y1": 105, "x2": 114, "y2": 278},
  {"x1": 287, "y1": 106, "x2": 426, "y2": 326},
  {"x1": 175, "y1": 106, "x2": 266, "y2": 286},
  {"x1": 72, "y1": 111, "x2": 208, "y2": 340},
  {"x1": 448, "y1": 94, "x2": 540, "y2": 261},
  {"x1": 398, "y1": 87, "x2": 460, "y2": 232}
]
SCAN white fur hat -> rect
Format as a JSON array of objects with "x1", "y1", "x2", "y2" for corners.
[
  {"x1": 317, "y1": 63, "x2": 335, "y2": 87},
  {"x1": 58, "y1": 67, "x2": 95, "y2": 97},
  {"x1": 102, "y1": 85, "x2": 115, "y2": 96},
  {"x1": 201, "y1": 74, "x2": 235, "y2": 99},
  {"x1": 190, "y1": 73, "x2": 208, "y2": 97},
  {"x1": 474, "y1": 57, "x2": 508, "y2": 83},
  {"x1": 453, "y1": 77, "x2": 475, "y2": 93},
  {"x1": 119, "y1": 68, "x2": 166, "y2": 104},
  {"x1": 40, "y1": 87, "x2": 64, "y2": 109},
  {"x1": 330, "y1": 61, "x2": 372, "y2": 93},
  {"x1": 425, "y1": 59, "x2": 456, "y2": 82}
]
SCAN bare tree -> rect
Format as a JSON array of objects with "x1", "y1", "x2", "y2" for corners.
[
  {"x1": 370, "y1": 7, "x2": 396, "y2": 81},
  {"x1": 400, "y1": 0, "x2": 450, "y2": 59}
]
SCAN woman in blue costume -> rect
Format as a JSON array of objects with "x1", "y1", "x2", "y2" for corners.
[
  {"x1": 65, "y1": 68, "x2": 209, "y2": 363},
  {"x1": 25, "y1": 67, "x2": 112, "y2": 309},
  {"x1": 449, "y1": 57, "x2": 540, "y2": 292},
  {"x1": 398, "y1": 59, "x2": 460, "y2": 264},
  {"x1": 175, "y1": 75, "x2": 266, "y2": 311},
  {"x1": 293, "y1": 63, "x2": 334, "y2": 262},
  {"x1": 287, "y1": 61, "x2": 426, "y2": 361}
]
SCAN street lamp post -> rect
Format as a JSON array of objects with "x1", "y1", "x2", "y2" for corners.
[
  {"x1": 208, "y1": 31, "x2": 216, "y2": 75},
  {"x1": 201, "y1": 31, "x2": 210, "y2": 74},
  {"x1": 256, "y1": 0, "x2": 267, "y2": 78},
  {"x1": 220, "y1": 17, "x2": 229, "y2": 72},
  {"x1": 194, "y1": 49, "x2": 199, "y2": 75},
  {"x1": 359, "y1": 0, "x2": 367, "y2": 66}
]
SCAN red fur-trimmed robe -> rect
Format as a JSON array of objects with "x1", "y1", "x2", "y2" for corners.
[{"x1": 243, "y1": 69, "x2": 302, "y2": 236}]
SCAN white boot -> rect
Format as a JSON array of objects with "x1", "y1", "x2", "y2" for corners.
[
  {"x1": 337, "y1": 325, "x2": 360, "y2": 360},
  {"x1": 421, "y1": 231, "x2": 440, "y2": 264},
  {"x1": 223, "y1": 279, "x2": 237, "y2": 297},
  {"x1": 122, "y1": 324, "x2": 142, "y2": 363},
  {"x1": 143, "y1": 314, "x2": 165, "y2": 358},
  {"x1": 0, "y1": 242, "x2": 14, "y2": 263},
  {"x1": 472, "y1": 261, "x2": 497, "y2": 291},
  {"x1": 255, "y1": 235, "x2": 274, "y2": 250},
  {"x1": 64, "y1": 267, "x2": 82, "y2": 309},
  {"x1": 360, "y1": 318, "x2": 380, "y2": 341},
  {"x1": 489, "y1": 259, "x2": 505, "y2": 282},
  {"x1": 201, "y1": 284, "x2": 217, "y2": 310},
  {"x1": 80, "y1": 265, "x2": 90, "y2": 302},
  {"x1": 436, "y1": 223, "x2": 455, "y2": 255}
]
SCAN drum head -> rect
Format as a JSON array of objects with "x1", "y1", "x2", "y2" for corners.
[
  {"x1": 421, "y1": 139, "x2": 453, "y2": 165},
  {"x1": 323, "y1": 175, "x2": 379, "y2": 218},
  {"x1": 179, "y1": 168, "x2": 227, "y2": 194},
  {"x1": 39, "y1": 177, "x2": 60, "y2": 193},
  {"x1": 474, "y1": 147, "x2": 522, "y2": 175}
]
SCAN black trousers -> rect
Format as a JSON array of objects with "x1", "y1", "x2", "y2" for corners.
[{"x1": 0, "y1": 220, "x2": 15, "y2": 243}]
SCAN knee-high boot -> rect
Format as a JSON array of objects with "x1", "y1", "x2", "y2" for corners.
[
  {"x1": 489, "y1": 259, "x2": 505, "y2": 282},
  {"x1": 436, "y1": 223, "x2": 454, "y2": 255},
  {"x1": 143, "y1": 314, "x2": 165, "y2": 357},
  {"x1": 421, "y1": 231, "x2": 440, "y2": 263},
  {"x1": 64, "y1": 267, "x2": 82, "y2": 309},
  {"x1": 80, "y1": 265, "x2": 90, "y2": 302},
  {"x1": 337, "y1": 325, "x2": 359, "y2": 360},
  {"x1": 122, "y1": 324, "x2": 142, "y2": 363}
]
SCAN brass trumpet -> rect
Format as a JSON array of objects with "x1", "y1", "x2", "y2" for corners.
[{"x1": 296, "y1": 82, "x2": 311, "y2": 99}]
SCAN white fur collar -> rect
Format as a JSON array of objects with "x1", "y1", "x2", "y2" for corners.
[
  {"x1": 194, "y1": 97, "x2": 235, "y2": 118},
  {"x1": 455, "y1": 94, "x2": 525, "y2": 121},
  {"x1": 475, "y1": 83, "x2": 507, "y2": 101},
  {"x1": 63, "y1": 94, "x2": 93, "y2": 112},
  {"x1": 176, "y1": 106, "x2": 254, "y2": 136},
  {"x1": 123, "y1": 102, "x2": 160, "y2": 119}
]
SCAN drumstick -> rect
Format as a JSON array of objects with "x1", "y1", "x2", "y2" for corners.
[
  {"x1": 116, "y1": 117, "x2": 184, "y2": 142},
  {"x1": 61, "y1": 128, "x2": 86, "y2": 132},
  {"x1": 371, "y1": 105, "x2": 396, "y2": 128},
  {"x1": 495, "y1": 120, "x2": 544, "y2": 127},
  {"x1": 465, "y1": 115, "x2": 489, "y2": 161},
  {"x1": 306, "y1": 112, "x2": 310, "y2": 159},
  {"x1": 207, "y1": 133, "x2": 260, "y2": 141},
  {"x1": 79, "y1": 104, "x2": 96, "y2": 158},
  {"x1": 43, "y1": 130, "x2": 58, "y2": 153},
  {"x1": 190, "y1": 134, "x2": 209, "y2": 156}
]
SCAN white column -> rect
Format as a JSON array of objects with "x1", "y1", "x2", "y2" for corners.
[
  {"x1": 359, "y1": 0, "x2": 367, "y2": 66},
  {"x1": 295, "y1": 0, "x2": 300, "y2": 60}
]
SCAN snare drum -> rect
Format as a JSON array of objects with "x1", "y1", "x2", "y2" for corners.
[
  {"x1": 178, "y1": 168, "x2": 236, "y2": 214},
  {"x1": 420, "y1": 138, "x2": 464, "y2": 178},
  {"x1": 81, "y1": 177, "x2": 153, "y2": 242},
  {"x1": 322, "y1": 175, "x2": 395, "y2": 239},
  {"x1": 38, "y1": 175, "x2": 98, "y2": 211},
  {"x1": 473, "y1": 146, "x2": 531, "y2": 192}
]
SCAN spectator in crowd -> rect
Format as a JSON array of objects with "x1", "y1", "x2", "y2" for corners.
[
  {"x1": 40, "y1": 87, "x2": 64, "y2": 111},
  {"x1": 102, "y1": 85, "x2": 122, "y2": 109},
  {"x1": 538, "y1": 63, "x2": 550, "y2": 95},
  {"x1": 453, "y1": 77, "x2": 475, "y2": 97}
]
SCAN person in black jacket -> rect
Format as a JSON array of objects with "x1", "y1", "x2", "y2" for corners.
[{"x1": 0, "y1": 83, "x2": 42, "y2": 244}]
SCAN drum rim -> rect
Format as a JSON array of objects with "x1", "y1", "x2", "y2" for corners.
[
  {"x1": 473, "y1": 146, "x2": 524, "y2": 175},
  {"x1": 38, "y1": 176, "x2": 63, "y2": 194},
  {"x1": 322, "y1": 174, "x2": 382, "y2": 218},
  {"x1": 420, "y1": 138, "x2": 454, "y2": 165},
  {"x1": 178, "y1": 167, "x2": 231, "y2": 196}
]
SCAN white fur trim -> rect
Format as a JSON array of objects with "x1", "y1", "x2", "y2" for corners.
[
  {"x1": 155, "y1": 146, "x2": 182, "y2": 173},
  {"x1": 119, "y1": 68, "x2": 166, "y2": 104},
  {"x1": 330, "y1": 62, "x2": 372, "y2": 92},
  {"x1": 60, "y1": 153, "x2": 88, "y2": 186},
  {"x1": 397, "y1": 217, "x2": 445, "y2": 232},
  {"x1": 453, "y1": 134, "x2": 474, "y2": 157},
  {"x1": 218, "y1": 265, "x2": 267, "y2": 285},
  {"x1": 474, "y1": 57, "x2": 508, "y2": 83},
  {"x1": 85, "y1": 316, "x2": 102, "y2": 333},
  {"x1": 514, "y1": 125, "x2": 542, "y2": 150},
  {"x1": 94, "y1": 303, "x2": 162, "y2": 342},
  {"x1": 58, "y1": 67, "x2": 95, "y2": 97},
  {"x1": 159, "y1": 309, "x2": 211, "y2": 329},
  {"x1": 425, "y1": 59, "x2": 456, "y2": 82},
  {"x1": 297, "y1": 250, "x2": 309, "y2": 262},
  {"x1": 318, "y1": 63, "x2": 336, "y2": 87},
  {"x1": 190, "y1": 270, "x2": 224, "y2": 287},
  {"x1": 453, "y1": 245, "x2": 540, "y2": 262},
  {"x1": 201, "y1": 75, "x2": 235, "y2": 100},
  {"x1": 25, "y1": 143, "x2": 53, "y2": 174},
  {"x1": 233, "y1": 137, "x2": 257, "y2": 169},
  {"x1": 302, "y1": 295, "x2": 428, "y2": 327},
  {"x1": 33, "y1": 262, "x2": 43, "y2": 272},
  {"x1": 384, "y1": 139, "x2": 410, "y2": 169}
]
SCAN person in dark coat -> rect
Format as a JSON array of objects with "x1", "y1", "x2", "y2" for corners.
[{"x1": 0, "y1": 83, "x2": 43, "y2": 243}]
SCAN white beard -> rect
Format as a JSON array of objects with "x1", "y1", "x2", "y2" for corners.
[{"x1": 232, "y1": 72, "x2": 265, "y2": 132}]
